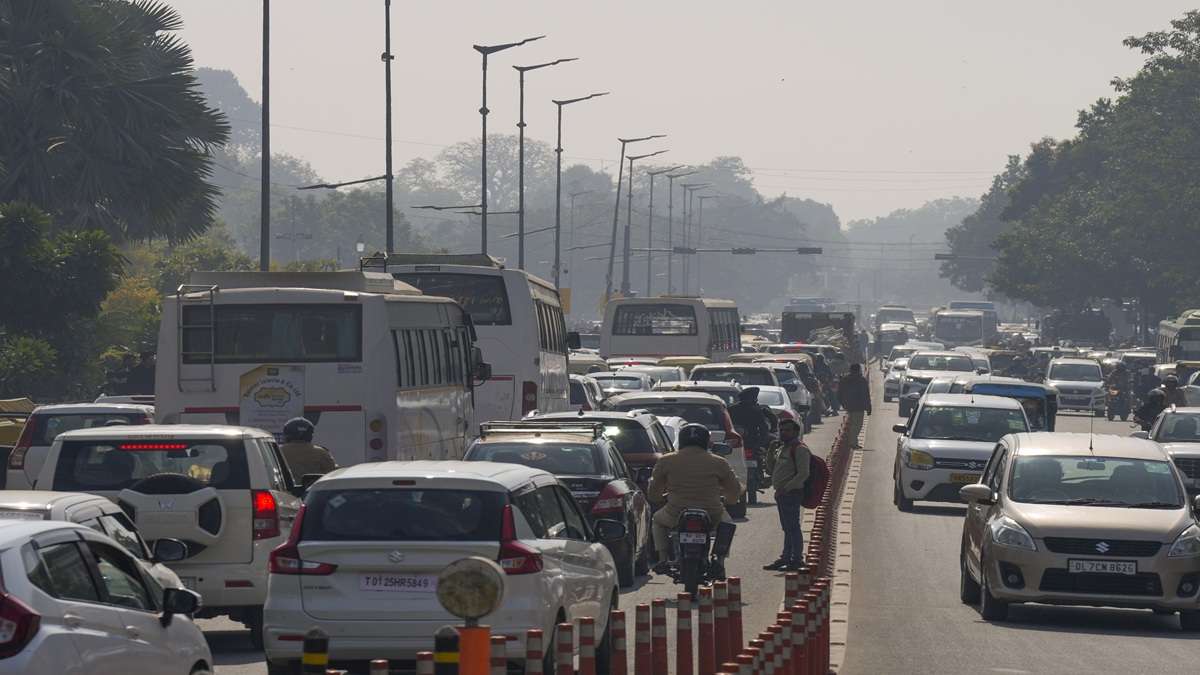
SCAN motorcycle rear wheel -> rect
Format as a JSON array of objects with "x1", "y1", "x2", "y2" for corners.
[{"x1": 681, "y1": 558, "x2": 704, "y2": 597}]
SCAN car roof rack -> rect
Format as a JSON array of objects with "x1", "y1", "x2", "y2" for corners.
[{"x1": 478, "y1": 420, "x2": 606, "y2": 439}]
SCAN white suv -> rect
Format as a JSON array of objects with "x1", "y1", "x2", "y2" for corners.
[
  {"x1": 7, "y1": 402, "x2": 155, "y2": 490},
  {"x1": 264, "y1": 460, "x2": 623, "y2": 674},
  {"x1": 0, "y1": 519, "x2": 210, "y2": 674},
  {"x1": 33, "y1": 425, "x2": 302, "y2": 648}
]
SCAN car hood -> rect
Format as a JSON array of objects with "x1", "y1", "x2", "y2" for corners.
[
  {"x1": 904, "y1": 369, "x2": 964, "y2": 382},
  {"x1": 1046, "y1": 379, "x2": 1104, "y2": 390},
  {"x1": 1159, "y1": 442, "x2": 1200, "y2": 459},
  {"x1": 906, "y1": 438, "x2": 996, "y2": 458},
  {"x1": 1007, "y1": 500, "x2": 1193, "y2": 542}
]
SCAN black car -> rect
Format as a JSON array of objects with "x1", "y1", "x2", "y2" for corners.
[{"x1": 465, "y1": 421, "x2": 652, "y2": 587}]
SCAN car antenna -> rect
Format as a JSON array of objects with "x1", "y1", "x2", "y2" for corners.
[{"x1": 1089, "y1": 413, "x2": 1095, "y2": 452}]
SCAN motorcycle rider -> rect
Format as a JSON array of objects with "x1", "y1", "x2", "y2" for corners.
[
  {"x1": 1106, "y1": 361, "x2": 1131, "y2": 391},
  {"x1": 1161, "y1": 374, "x2": 1188, "y2": 407},
  {"x1": 1134, "y1": 389, "x2": 1168, "y2": 432},
  {"x1": 1176, "y1": 361, "x2": 1195, "y2": 386},
  {"x1": 647, "y1": 423, "x2": 741, "y2": 574},
  {"x1": 763, "y1": 419, "x2": 811, "y2": 571},
  {"x1": 728, "y1": 387, "x2": 775, "y2": 456},
  {"x1": 279, "y1": 417, "x2": 337, "y2": 480},
  {"x1": 1007, "y1": 354, "x2": 1030, "y2": 379}
]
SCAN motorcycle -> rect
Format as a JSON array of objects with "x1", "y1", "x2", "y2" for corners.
[
  {"x1": 1106, "y1": 386, "x2": 1131, "y2": 421},
  {"x1": 735, "y1": 425, "x2": 770, "y2": 505},
  {"x1": 666, "y1": 508, "x2": 736, "y2": 595}
]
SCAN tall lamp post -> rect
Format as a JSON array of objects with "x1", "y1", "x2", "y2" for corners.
[
  {"x1": 259, "y1": 0, "x2": 270, "y2": 270},
  {"x1": 382, "y1": 0, "x2": 395, "y2": 253},
  {"x1": 694, "y1": 194, "x2": 719, "y2": 293},
  {"x1": 604, "y1": 134, "x2": 665, "y2": 301},
  {"x1": 679, "y1": 183, "x2": 710, "y2": 294},
  {"x1": 621, "y1": 150, "x2": 668, "y2": 296},
  {"x1": 664, "y1": 170, "x2": 697, "y2": 293},
  {"x1": 552, "y1": 92, "x2": 608, "y2": 287},
  {"x1": 473, "y1": 35, "x2": 544, "y2": 256},
  {"x1": 644, "y1": 165, "x2": 683, "y2": 296},
  {"x1": 566, "y1": 189, "x2": 592, "y2": 293}
]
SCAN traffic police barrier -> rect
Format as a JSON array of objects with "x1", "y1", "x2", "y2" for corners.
[
  {"x1": 697, "y1": 587, "x2": 716, "y2": 675},
  {"x1": 609, "y1": 611, "x2": 627, "y2": 675},
  {"x1": 713, "y1": 581, "x2": 730, "y2": 667},
  {"x1": 727, "y1": 577, "x2": 744, "y2": 655},
  {"x1": 634, "y1": 604, "x2": 652, "y2": 675},
  {"x1": 417, "y1": 652, "x2": 434, "y2": 675},
  {"x1": 371, "y1": 657, "x2": 391, "y2": 675},
  {"x1": 676, "y1": 593, "x2": 693, "y2": 675},
  {"x1": 435, "y1": 627, "x2": 460, "y2": 675},
  {"x1": 651, "y1": 599, "x2": 668, "y2": 675},
  {"x1": 524, "y1": 629, "x2": 544, "y2": 675},
  {"x1": 490, "y1": 635, "x2": 507, "y2": 675},
  {"x1": 580, "y1": 617, "x2": 598, "y2": 675},
  {"x1": 302, "y1": 628, "x2": 329, "y2": 675},
  {"x1": 556, "y1": 623, "x2": 573, "y2": 675}
]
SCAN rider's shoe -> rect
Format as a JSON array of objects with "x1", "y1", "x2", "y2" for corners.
[{"x1": 762, "y1": 558, "x2": 789, "y2": 571}]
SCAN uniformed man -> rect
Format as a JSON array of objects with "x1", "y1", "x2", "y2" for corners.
[{"x1": 279, "y1": 417, "x2": 336, "y2": 480}]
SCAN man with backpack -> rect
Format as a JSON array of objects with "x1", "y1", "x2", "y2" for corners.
[{"x1": 764, "y1": 419, "x2": 811, "y2": 571}]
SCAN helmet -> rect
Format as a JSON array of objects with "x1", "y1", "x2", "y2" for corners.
[
  {"x1": 739, "y1": 387, "x2": 760, "y2": 404},
  {"x1": 283, "y1": 417, "x2": 316, "y2": 443},
  {"x1": 1148, "y1": 389, "x2": 1166, "y2": 401},
  {"x1": 677, "y1": 423, "x2": 711, "y2": 449},
  {"x1": 1164, "y1": 375, "x2": 1180, "y2": 389}
]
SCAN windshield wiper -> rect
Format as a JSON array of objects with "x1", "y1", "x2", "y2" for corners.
[
  {"x1": 1126, "y1": 501, "x2": 1181, "y2": 509},
  {"x1": 1034, "y1": 498, "x2": 1128, "y2": 506}
]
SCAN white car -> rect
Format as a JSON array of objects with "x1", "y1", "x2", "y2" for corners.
[
  {"x1": 755, "y1": 385, "x2": 805, "y2": 428},
  {"x1": 264, "y1": 461, "x2": 623, "y2": 674},
  {"x1": 0, "y1": 491, "x2": 183, "y2": 591},
  {"x1": 656, "y1": 415, "x2": 749, "y2": 508},
  {"x1": 7, "y1": 402, "x2": 154, "y2": 490},
  {"x1": 1140, "y1": 407, "x2": 1200, "y2": 494},
  {"x1": 757, "y1": 363, "x2": 813, "y2": 414},
  {"x1": 34, "y1": 425, "x2": 303, "y2": 649},
  {"x1": 883, "y1": 358, "x2": 910, "y2": 402},
  {"x1": 1044, "y1": 357, "x2": 1107, "y2": 416},
  {"x1": 893, "y1": 394, "x2": 1030, "y2": 511},
  {"x1": 0, "y1": 519, "x2": 209, "y2": 674}
]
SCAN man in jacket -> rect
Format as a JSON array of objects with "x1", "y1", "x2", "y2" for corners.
[
  {"x1": 764, "y1": 419, "x2": 811, "y2": 571},
  {"x1": 279, "y1": 417, "x2": 337, "y2": 480},
  {"x1": 647, "y1": 423, "x2": 742, "y2": 573},
  {"x1": 728, "y1": 387, "x2": 774, "y2": 453},
  {"x1": 1161, "y1": 375, "x2": 1188, "y2": 407},
  {"x1": 838, "y1": 363, "x2": 872, "y2": 450}
]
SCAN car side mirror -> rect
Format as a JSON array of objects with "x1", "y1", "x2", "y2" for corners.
[
  {"x1": 593, "y1": 518, "x2": 627, "y2": 543},
  {"x1": 959, "y1": 483, "x2": 994, "y2": 505},
  {"x1": 1193, "y1": 495, "x2": 1200, "y2": 513},
  {"x1": 711, "y1": 442, "x2": 733, "y2": 457},
  {"x1": 1130, "y1": 430, "x2": 1149, "y2": 440},
  {"x1": 635, "y1": 467, "x2": 653, "y2": 485},
  {"x1": 892, "y1": 424, "x2": 908, "y2": 434},
  {"x1": 567, "y1": 332, "x2": 582, "y2": 350},
  {"x1": 160, "y1": 587, "x2": 201, "y2": 627},
  {"x1": 783, "y1": 383, "x2": 799, "y2": 392},
  {"x1": 151, "y1": 538, "x2": 188, "y2": 563}
]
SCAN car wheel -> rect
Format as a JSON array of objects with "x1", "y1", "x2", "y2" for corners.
[
  {"x1": 1181, "y1": 610, "x2": 1200, "y2": 632},
  {"x1": 245, "y1": 606, "x2": 265, "y2": 651},
  {"x1": 617, "y1": 538, "x2": 637, "y2": 588},
  {"x1": 959, "y1": 546, "x2": 980, "y2": 604},
  {"x1": 894, "y1": 477, "x2": 913, "y2": 512},
  {"x1": 635, "y1": 521, "x2": 652, "y2": 576},
  {"x1": 978, "y1": 558, "x2": 1009, "y2": 621}
]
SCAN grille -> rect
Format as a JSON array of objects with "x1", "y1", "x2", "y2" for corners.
[
  {"x1": 933, "y1": 457, "x2": 989, "y2": 471},
  {"x1": 924, "y1": 483, "x2": 969, "y2": 503},
  {"x1": 1039, "y1": 569, "x2": 1162, "y2": 596},
  {"x1": 1174, "y1": 457, "x2": 1200, "y2": 480},
  {"x1": 1043, "y1": 537, "x2": 1162, "y2": 557}
]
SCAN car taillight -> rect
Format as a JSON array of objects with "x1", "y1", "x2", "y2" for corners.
[
  {"x1": 268, "y1": 505, "x2": 337, "y2": 575},
  {"x1": 0, "y1": 570, "x2": 38, "y2": 658},
  {"x1": 521, "y1": 381, "x2": 538, "y2": 416},
  {"x1": 7, "y1": 418, "x2": 36, "y2": 470},
  {"x1": 591, "y1": 484, "x2": 625, "y2": 516},
  {"x1": 777, "y1": 409, "x2": 795, "y2": 421},
  {"x1": 498, "y1": 504, "x2": 543, "y2": 575},
  {"x1": 252, "y1": 490, "x2": 280, "y2": 540}
]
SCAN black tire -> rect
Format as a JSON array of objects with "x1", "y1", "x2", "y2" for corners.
[
  {"x1": 245, "y1": 606, "x2": 265, "y2": 651},
  {"x1": 979, "y1": 559, "x2": 1009, "y2": 621},
  {"x1": 1181, "y1": 610, "x2": 1200, "y2": 632},
  {"x1": 617, "y1": 538, "x2": 637, "y2": 588},
  {"x1": 681, "y1": 558, "x2": 704, "y2": 597},
  {"x1": 894, "y1": 477, "x2": 914, "y2": 512},
  {"x1": 959, "y1": 548, "x2": 980, "y2": 604},
  {"x1": 266, "y1": 661, "x2": 297, "y2": 675}
]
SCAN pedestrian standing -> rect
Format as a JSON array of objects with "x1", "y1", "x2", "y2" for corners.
[
  {"x1": 763, "y1": 419, "x2": 810, "y2": 571},
  {"x1": 838, "y1": 363, "x2": 872, "y2": 450}
]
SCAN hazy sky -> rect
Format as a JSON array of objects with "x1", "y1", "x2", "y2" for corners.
[{"x1": 167, "y1": 1, "x2": 1194, "y2": 222}]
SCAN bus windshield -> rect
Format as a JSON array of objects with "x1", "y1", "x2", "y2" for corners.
[
  {"x1": 183, "y1": 304, "x2": 362, "y2": 364},
  {"x1": 934, "y1": 316, "x2": 982, "y2": 341},
  {"x1": 393, "y1": 272, "x2": 512, "y2": 325},
  {"x1": 612, "y1": 304, "x2": 698, "y2": 336},
  {"x1": 876, "y1": 308, "x2": 915, "y2": 325},
  {"x1": 1173, "y1": 327, "x2": 1200, "y2": 361}
]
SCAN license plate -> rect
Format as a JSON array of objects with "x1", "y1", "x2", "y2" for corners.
[
  {"x1": 949, "y1": 473, "x2": 981, "y2": 484},
  {"x1": 1067, "y1": 559, "x2": 1136, "y2": 575},
  {"x1": 0, "y1": 510, "x2": 44, "y2": 521},
  {"x1": 359, "y1": 574, "x2": 438, "y2": 593},
  {"x1": 678, "y1": 532, "x2": 708, "y2": 545},
  {"x1": 179, "y1": 577, "x2": 197, "y2": 591},
  {"x1": 745, "y1": 460, "x2": 757, "y2": 468}
]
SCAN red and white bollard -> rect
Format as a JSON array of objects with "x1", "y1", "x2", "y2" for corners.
[
  {"x1": 775, "y1": 616, "x2": 793, "y2": 675},
  {"x1": 746, "y1": 640, "x2": 764, "y2": 675},
  {"x1": 557, "y1": 622, "x2": 574, "y2": 675},
  {"x1": 713, "y1": 581, "x2": 730, "y2": 667},
  {"x1": 758, "y1": 632, "x2": 775, "y2": 675},
  {"x1": 580, "y1": 617, "x2": 597, "y2": 675},
  {"x1": 788, "y1": 603, "x2": 808, "y2": 675},
  {"x1": 610, "y1": 610, "x2": 627, "y2": 675},
  {"x1": 490, "y1": 635, "x2": 507, "y2": 675},
  {"x1": 416, "y1": 652, "x2": 434, "y2": 675},
  {"x1": 635, "y1": 604, "x2": 652, "y2": 675},
  {"x1": 651, "y1": 600, "x2": 668, "y2": 675},
  {"x1": 370, "y1": 658, "x2": 389, "y2": 675},
  {"x1": 736, "y1": 654, "x2": 755, "y2": 675},
  {"x1": 803, "y1": 592, "x2": 820, "y2": 675},
  {"x1": 727, "y1": 577, "x2": 743, "y2": 655},
  {"x1": 676, "y1": 593, "x2": 694, "y2": 675},
  {"x1": 525, "y1": 630, "x2": 544, "y2": 675},
  {"x1": 698, "y1": 587, "x2": 716, "y2": 675}
]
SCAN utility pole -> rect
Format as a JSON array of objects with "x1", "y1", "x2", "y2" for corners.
[
  {"x1": 552, "y1": 92, "x2": 608, "y2": 287},
  {"x1": 695, "y1": 195, "x2": 719, "y2": 293},
  {"x1": 622, "y1": 150, "x2": 667, "y2": 296},
  {"x1": 383, "y1": 0, "x2": 395, "y2": 253},
  {"x1": 644, "y1": 165, "x2": 682, "y2": 296},
  {"x1": 259, "y1": 0, "x2": 270, "y2": 270},
  {"x1": 604, "y1": 135, "x2": 664, "y2": 301},
  {"x1": 567, "y1": 189, "x2": 591, "y2": 293},
  {"x1": 678, "y1": 183, "x2": 710, "y2": 294},
  {"x1": 664, "y1": 170, "x2": 697, "y2": 294},
  {"x1": 515, "y1": 58, "x2": 577, "y2": 270}
]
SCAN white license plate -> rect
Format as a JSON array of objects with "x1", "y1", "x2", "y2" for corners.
[
  {"x1": 745, "y1": 460, "x2": 757, "y2": 468},
  {"x1": 678, "y1": 532, "x2": 708, "y2": 545},
  {"x1": 1067, "y1": 559, "x2": 1136, "y2": 575},
  {"x1": 360, "y1": 574, "x2": 438, "y2": 593},
  {"x1": 0, "y1": 510, "x2": 44, "y2": 521},
  {"x1": 179, "y1": 577, "x2": 197, "y2": 591}
]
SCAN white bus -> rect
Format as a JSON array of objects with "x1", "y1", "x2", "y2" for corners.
[
  {"x1": 932, "y1": 309, "x2": 985, "y2": 349},
  {"x1": 155, "y1": 271, "x2": 486, "y2": 465},
  {"x1": 383, "y1": 255, "x2": 570, "y2": 425},
  {"x1": 600, "y1": 296, "x2": 741, "y2": 361},
  {"x1": 948, "y1": 300, "x2": 998, "y2": 338}
]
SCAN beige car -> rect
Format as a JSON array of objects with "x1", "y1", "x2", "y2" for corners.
[{"x1": 959, "y1": 432, "x2": 1200, "y2": 629}]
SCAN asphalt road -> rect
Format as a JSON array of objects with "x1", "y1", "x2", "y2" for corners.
[
  {"x1": 207, "y1": 418, "x2": 842, "y2": 674},
  {"x1": 840, "y1": 369, "x2": 1200, "y2": 675}
]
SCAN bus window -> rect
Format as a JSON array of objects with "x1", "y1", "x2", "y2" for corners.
[
  {"x1": 393, "y1": 273, "x2": 511, "y2": 326},
  {"x1": 183, "y1": 304, "x2": 362, "y2": 364},
  {"x1": 613, "y1": 304, "x2": 698, "y2": 336}
]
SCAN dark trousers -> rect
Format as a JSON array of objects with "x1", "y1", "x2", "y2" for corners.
[{"x1": 776, "y1": 490, "x2": 804, "y2": 562}]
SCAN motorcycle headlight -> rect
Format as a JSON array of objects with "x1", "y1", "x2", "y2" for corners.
[
  {"x1": 904, "y1": 448, "x2": 934, "y2": 471},
  {"x1": 989, "y1": 515, "x2": 1036, "y2": 551},
  {"x1": 1168, "y1": 525, "x2": 1200, "y2": 558}
]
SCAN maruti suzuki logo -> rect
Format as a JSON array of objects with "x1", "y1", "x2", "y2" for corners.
[
  {"x1": 1095, "y1": 541, "x2": 1111, "y2": 553},
  {"x1": 388, "y1": 550, "x2": 405, "y2": 563}
]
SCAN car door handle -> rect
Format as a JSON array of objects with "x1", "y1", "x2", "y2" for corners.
[
  {"x1": 125, "y1": 626, "x2": 142, "y2": 640},
  {"x1": 63, "y1": 613, "x2": 83, "y2": 629}
]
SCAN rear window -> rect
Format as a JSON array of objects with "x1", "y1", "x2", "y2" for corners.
[
  {"x1": 53, "y1": 440, "x2": 250, "y2": 492},
  {"x1": 612, "y1": 304, "x2": 698, "y2": 336},
  {"x1": 183, "y1": 304, "x2": 362, "y2": 364},
  {"x1": 393, "y1": 273, "x2": 511, "y2": 326},
  {"x1": 302, "y1": 489, "x2": 505, "y2": 541},
  {"x1": 614, "y1": 402, "x2": 725, "y2": 430},
  {"x1": 594, "y1": 376, "x2": 647, "y2": 391},
  {"x1": 599, "y1": 421, "x2": 654, "y2": 457},
  {"x1": 693, "y1": 368, "x2": 775, "y2": 386},
  {"x1": 32, "y1": 413, "x2": 149, "y2": 446},
  {"x1": 569, "y1": 380, "x2": 589, "y2": 405},
  {"x1": 757, "y1": 390, "x2": 788, "y2": 406},
  {"x1": 467, "y1": 442, "x2": 603, "y2": 475}
]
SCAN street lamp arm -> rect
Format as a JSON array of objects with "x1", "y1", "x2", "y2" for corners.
[
  {"x1": 618, "y1": 134, "x2": 667, "y2": 143},
  {"x1": 411, "y1": 203, "x2": 483, "y2": 211},
  {"x1": 628, "y1": 150, "x2": 669, "y2": 161},
  {"x1": 474, "y1": 35, "x2": 545, "y2": 54},
  {"x1": 297, "y1": 175, "x2": 388, "y2": 190},
  {"x1": 647, "y1": 165, "x2": 685, "y2": 177},
  {"x1": 515, "y1": 57, "x2": 579, "y2": 72},
  {"x1": 554, "y1": 91, "x2": 611, "y2": 106}
]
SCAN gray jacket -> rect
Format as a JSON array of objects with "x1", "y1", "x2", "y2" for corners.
[{"x1": 772, "y1": 440, "x2": 811, "y2": 495}]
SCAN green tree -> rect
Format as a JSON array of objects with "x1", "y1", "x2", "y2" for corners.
[
  {"x1": 940, "y1": 157, "x2": 1023, "y2": 293},
  {"x1": 0, "y1": 0, "x2": 229, "y2": 241}
]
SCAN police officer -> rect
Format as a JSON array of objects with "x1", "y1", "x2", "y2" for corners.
[{"x1": 279, "y1": 417, "x2": 336, "y2": 480}]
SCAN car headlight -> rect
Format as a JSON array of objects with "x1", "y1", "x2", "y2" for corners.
[
  {"x1": 1168, "y1": 525, "x2": 1200, "y2": 558},
  {"x1": 989, "y1": 515, "x2": 1036, "y2": 551},
  {"x1": 904, "y1": 448, "x2": 934, "y2": 471}
]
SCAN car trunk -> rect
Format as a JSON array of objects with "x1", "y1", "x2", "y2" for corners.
[{"x1": 558, "y1": 475, "x2": 614, "y2": 515}]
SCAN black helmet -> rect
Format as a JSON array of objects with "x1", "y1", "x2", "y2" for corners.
[
  {"x1": 1148, "y1": 388, "x2": 1166, "y2": 401},
  {"x1": 1164, "y1": 374, "x2": 1180, "y2": 388},
  {"x1": 283, "y1": 417, "x2": 315, "y2": 443},
  {"x1": 739, "y1": 387, "x2": 760, "y2": 403},
  {"x1": 678, "y1": 423, "x2": 711, "y2": 449}
]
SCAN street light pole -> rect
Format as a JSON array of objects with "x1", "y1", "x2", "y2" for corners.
[
  {"x1": 552, "y1": 92, "x2": 608, "y2": 287},
  {"x1": 383, "y1": 0, "x2": 395, "y2": 253},
  {"x1": 664, "y1": 170, "x2": 697, "y2": 294},
  {"x1": 515, "y1": 58, "x2": 577, "y2": 270},
  {"x1": 473, "y1": 35, "x2": 544, "y2": 256},
  {"x1": 679, "y1": 183, "x2": 709, "y2": 294},
  {"x1": 567, "y1": 189, "x2": 591, "y2": 293},
  {"x1": 644, "y1": 165, "x2": 682, "y2": 296},
  {"x1": 695, "y1": 194, "x2": 719, "y2": 293},
  {"x1": 622, "y1": 150, "x2": 668, "y2": 296},
  {"x1": 259, "y1": 0, "x2": 270, "y2": 270},
  {"x1": 604, "y1": 134, "x2": 665, "y2": 301}
]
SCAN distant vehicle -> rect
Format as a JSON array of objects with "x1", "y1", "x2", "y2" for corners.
[
  {"x1": 617, "y1": 365, "x2": 688, "y2": 385},
  {"x1": 654, "y1": 380, "x2": 744, "y2": 407},
  {"x1": 569, "y1": 374, "x2": 602, "y2": 412},
  {"x1": 932, "y1": 310, "x2": 986, "y2": 349},
  {"x1": 902, "y1": 351, "x2": 978, "y2": 400},
  {"x1": 0, "y1": 520, "x2": 209, "y2": 674},
  {"x1": 875, "y1": 305, "x2": 917, "y2": 329},
  {"x1": 1138, "y1": 407, "x2": 1200, "y2": 494},
  {"x1": 780, "y1": 310, "x2": 855, "y2": 347},
  {"x1": 883, "y1": 358, "x2": 911, "y2": 402},
  {"x1": 959, "y1": 432, "x2": 1200, "y2": 629},
  {"x1": 1157, "y1": 309, "x2": 1200, "y2": 362},
  {"x1": 960, "y1": 378, "x2": 1059, "y2": 431},
  {"x1": 7, "y1": 402, "x2": 154, "y2": 490},
  {"x1": 601, "y1": 297, "x2": 741, "y2": 362},
  {"x1": 590, "y1": 371, "x2": 657, "y2": 396},
  {"x1": 1044, "y1": 358, "x2": 1106, "y2": 416},
  {"x1": 155, "y1": 270, "x2": 486, "y2": 465},
  {"x1": 875, "y1": 322, "x2": 913, "y2": 360},
  {"x1": 386, "y1": 254, "x2": 569, "y2": 425},
  {"x1": 784, "y1": 296, "x2": 836, "y2": 312},
  {"x1": 263, "y1": 461, "x2": 623, "y2": 672},
  {"x1": 947, "y1": 300, "x2": 999, "y2": 338},
  {"x1": 568, "y1": 351, "x2": 608, "y2": 375},
  {"x1": 690, "y1": 363, "x2": 782, "y2": 389}
]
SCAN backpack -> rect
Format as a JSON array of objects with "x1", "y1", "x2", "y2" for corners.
[{"x1": 802, "y1": 453, "x2": 830, "y2": 508}]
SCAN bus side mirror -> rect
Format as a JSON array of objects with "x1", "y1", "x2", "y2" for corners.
[
  {"x1": 471, "y1": 346, "x2": 492, "y2": 383},
  {"x1": 567, "y1": 332, "x2": 581, "y2": 350}
]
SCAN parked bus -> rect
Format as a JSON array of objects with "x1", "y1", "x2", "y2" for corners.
[
  {"x1": 156, "y1": 271, "x2": 487, "y2": 465},
  {"x1": 948, "y1": 300, "x2": 998, "y2": 338},
  {"x1": 1157, "y1": 309, "x2": 1200, "y2": 362},
  {"x1": 382, "y1": 254, "x2": 570, "y2": 424},
  {"x1": 600, "y1": 297, "x2": 740, "y2": 361},
  {"x1": 932, "y1": 309, "x2": 985, "y2": 348}
]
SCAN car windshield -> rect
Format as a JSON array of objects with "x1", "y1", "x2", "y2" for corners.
[
  {"x1": 626, "y1": 367, "x2": 682, "y2": 383},
  {"x1": 890, "y1": 348, "x2": 917, "y2": 360},
  {"x1": 569, "y1": 381, "x2": 590, "y2": 405},
  {"x1": 597, "y1": 421, "x2": 654, "y2": 456},
  {"x1": 53, "y1": 440, "x2": 250, "y2": 491},
  {"x1": 1048, "y1": 363, "x2": 1102, "y2": 381},
  {"x1": 757, "y1": 390, "x2": 787, "y2": 406},
  {"x1": 908, "y1": 355, "x2": 974, "y2": 371},
  {"x1": 32, "y1": 413, "x2": 148, "y2": 445},
  {"x1": 303, "y1": 489, "x2": 505, "y2": 541},
  {"x1": 693, "y1": 368, "x2": 775, "y2": 386},
  {"x1": 1155, "y1": 414, "x2": 1200, "y2": 442},
  {"x1": 615, "y1": 402, "x2": 725, "y2": 430},
  {"x1": 468, "y1": 442, "x2": 603, "y2": 475},
  {"x1": 911, "y1": 406, "x2": 1028, "y2": 442},
  {"x1": 1010, "y1": 456, "x2": 1183, "y2": 507},
  {"x1": 593, "y1": 376, "x2": 647, "y2": 391}
]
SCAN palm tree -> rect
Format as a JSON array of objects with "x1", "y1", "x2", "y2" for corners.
[{"x1": 0, "y1": 0, "x2": 230, "y2": 241}]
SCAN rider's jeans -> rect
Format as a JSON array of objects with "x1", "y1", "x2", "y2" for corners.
[
  {"x1": 653, "y1": 508, "x2": 733, "y2": 561},
  {"x1": 776, "y1": 490, "x2": 804, "y2": 562}
]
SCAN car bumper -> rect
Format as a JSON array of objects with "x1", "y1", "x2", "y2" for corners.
[
  {"x1": 883, "y1": 383, "x2": 900, "y2": 397},
  {"x1": 983, "y1": 544, "x2": 1200, "y2": 611},
  {"x1": 175, "y1": 559, "x2": 268, "y2": 610},
  {"x1": 1057, "y1": 395, "x2": 1105, "y2": 412},
  {"x1": 898, "y1": 467, "x2": 981, "y2": 502}
]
